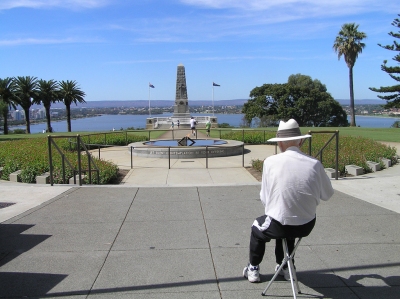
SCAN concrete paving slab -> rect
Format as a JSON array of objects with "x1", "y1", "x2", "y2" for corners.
[
  {"x1": 13, "y1": 199, "x2": 131, "y2": 224},
  {"x1": 122, "y1": 168, "x2": 169, "y2": 185},
  {"x1": 310, "y1": 214, "x2": 400, "y2": 245},
  {"x1": 310, "y1": 244, "x2": 400, "y2": 286},
  {"x1": 88, "y1": 291, "x2": 221, "y2": 298},
  {"x1": 317, "y1": 190, "x2": 397, "y2": 217},
  {"x1": 198, "y1": 185, "x2": 260, "y2": 201},
  {"x1": 0, "y1": 251, "x2": 108, "y2": 297},
  {"x1": 207, "y1": 168, "x2": 258, "y2": 184},
  {"x1": 92, "y1": 249, "x2": 219, "y2": 294},
  {"x1": 126, "y1": 200, "x2": 203, "y2": 221},
  {"x1": 221, "y1": 288, "x2": 360, "y2": 299},
  {"x1": 0, "y1": 183, "x2": 72, "y2": 223},
  {"x1": 113, "y1": 220, "x2": 209, "y2": 250},
  {"x1": 2, "y1": 222, "x2": 122, "y2": 252},
  {"x1": 204, "y1": 218, "x2": 253, "y2": 248},
  {"x1": 134, "y1": 186, "x2": 199, "y2": 202},
  {"x1": 352, "y1": 286, "x2": 400, "y2": 299},
  {"x1": 201, "y1": 197, "x2": 261, "y2": 220},
  {"x1": 167, "y1": 168, "x2": 213, "y2": 185}
]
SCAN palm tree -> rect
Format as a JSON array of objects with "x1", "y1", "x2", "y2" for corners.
[
  {"x1": 58, "y1": 80, "x2": 86, "y2": 132},
  {"x1": 0, "y1": 77, "x2": 17, "y2": 135},
  {"x1": 333, "y1": 23, "x2": 367, "y2": 127},
  {"x1": 35, "y1": 79, "x2": 60, "y2": 133},
  {"x1": 13, "y1": 76, "x2": 38, "y2": 134}
]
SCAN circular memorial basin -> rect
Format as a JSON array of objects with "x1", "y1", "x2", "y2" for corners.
[{"x1": 128, "y1": 139, "x2": 244, "y2": 159}]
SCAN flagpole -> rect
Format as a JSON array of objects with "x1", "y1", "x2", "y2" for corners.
[
  {"x1": 148, "y1": 83, "x2": 151, "y2": 117},
  {"x1": 212, "y1": 83, "x2": 215, "y2": 116}
]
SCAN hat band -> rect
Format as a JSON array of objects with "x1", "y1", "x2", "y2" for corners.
[{"x1": 276, "y1": 127, "x2": 301, "y2": 138}]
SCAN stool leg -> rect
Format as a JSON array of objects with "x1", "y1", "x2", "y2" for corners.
[
  {"x1": 283, "y1": 239, "x2": 298, "y2": 299},
  {"x1": 261, "y1": 260, "x2": 287, "y2": 296},
  {"x1": 262, "y1": 238, "x2": 302, "y2": 298}
]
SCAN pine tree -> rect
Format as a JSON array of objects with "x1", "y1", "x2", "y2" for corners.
[{"x1": 369, "y1": 14, "x2": 400, "y2": 108}]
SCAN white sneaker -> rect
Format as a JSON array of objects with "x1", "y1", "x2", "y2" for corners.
[
  {"x1": 243, "y1": 264, "x2": 260, "y2": 283},
  {"x1": 275, "y1": 264, "x2": 292, "y2": 281}
]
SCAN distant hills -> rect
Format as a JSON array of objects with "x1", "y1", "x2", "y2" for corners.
[{"x1": 30, "y1": 98, "x2": 383, "y2": 109}]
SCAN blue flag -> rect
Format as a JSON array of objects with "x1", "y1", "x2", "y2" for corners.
[
  {"x1": 149, "y1": 83, "x2": 155, "y2": 88},
  {"x1": 213, "y1": 82, "x2": 220, "y2": 86}
]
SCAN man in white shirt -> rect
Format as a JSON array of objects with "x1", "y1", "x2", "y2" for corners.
[
  {"x1": 243, "y1": 119, "x2": 334, "y2": 283},
  {"x1": 190, "y1": 117, "x2": 196, "y2": 136}
]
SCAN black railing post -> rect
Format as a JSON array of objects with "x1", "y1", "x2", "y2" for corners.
[
  {"x1": 48, "y1": 136, "x2": 54, "y2": 186},
  {"x1": 206, "y1": 146, "x2": 208, "y2": 169},
  {"x1": 88, "y1": 147, "x2": 92, "y2": 184},
  {"x1": 62, "y1": 155, "x2": 66, "y2": 184},
  {"x1": 336, "y1": 131, "x2": 339, "y2": 180},
  {"x1": 130, "y1": 146, "x2": 133, "y2": 169},
  {"x1": 308, "y1": 131, "x2": 312, "y2": 156},
  {"x1": 168, "y1": 147, "x2": 171, "y2": 169},
  {"x1": 242, "y1": 143, "x2": 245, "y2": 167},
  {"x1": 77, "y1": 135, "x2": 82, "y2": 186}
]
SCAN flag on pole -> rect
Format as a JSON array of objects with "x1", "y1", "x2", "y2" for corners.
[
  {"x1": 213, "y1": 82, "x2": 220, "y2": 86},
  {"x1": 149, "y1": 83, "x2": 155, "y2": 88}
]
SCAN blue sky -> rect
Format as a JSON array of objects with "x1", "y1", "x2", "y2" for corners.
[{"x1": 1, "y1": 0, "x2": 399, "y2": 103}]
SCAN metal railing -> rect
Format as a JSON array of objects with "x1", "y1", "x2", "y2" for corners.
[
  {"x1": 47, "y1": 129, "x2": 339, "y2": 185},
  {"x1": 307, "y1": 130, "x2": 339, "y2": 180},
  {"x1": 48, "y1": 135, "x2": 100, "y2": 186}
]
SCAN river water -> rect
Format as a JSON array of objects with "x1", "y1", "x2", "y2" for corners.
[{"x1": 9, "y1": 113, "x2": 400, "y2": 134}]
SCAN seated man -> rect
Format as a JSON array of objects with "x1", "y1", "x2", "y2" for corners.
[{"x1": 243, "y1": 119, "x2": 334, "y2": 283}]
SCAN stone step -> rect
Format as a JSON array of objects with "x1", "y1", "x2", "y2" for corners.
[
  {"x1": 380, "y1": 158, "x2": 391, "y2": 168},
  {"x1": 9, "y1": 170, "x2": 22, "y2": 182},
  {"x1": 325, "y1": 168, "x2": 340, "y2": 178},
  {"x1": 367, "y1": 161, "x2": 380, "y2": 172},
  {"x1": 36, "y1": 172, "x2": 50, "y2": 184},
  {"x1": 345, "y1": 165, "x2": 363, "y2": 176}
]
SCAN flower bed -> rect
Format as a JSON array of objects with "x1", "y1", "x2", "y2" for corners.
[
  {"x1": 222, "y1": 131, "x2": 398, "y2": 175},
  {"x1": 0, "y1": 138, "x2": 120, "y2": 184}
]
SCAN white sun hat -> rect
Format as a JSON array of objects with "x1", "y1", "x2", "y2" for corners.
[{"x1": 267, "y1": 119, "x2": 311, "y2": 142}]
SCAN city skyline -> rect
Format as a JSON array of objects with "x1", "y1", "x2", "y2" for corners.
[{"x1": 1, "y1": 1, "x2": 399, "y2": 103}]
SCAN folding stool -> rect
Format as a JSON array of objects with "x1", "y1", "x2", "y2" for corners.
[{"x1": 262, "y1": 237, "x2": 302, "y2": 298}]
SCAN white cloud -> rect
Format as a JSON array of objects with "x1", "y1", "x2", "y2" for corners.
[
  {"x1": 0, "y1": 0, "x2": 110, "y2": 10},
  {"x1": 180, "y1": 0, "x2": 397, "y2": 14},
  {"x1": 0, "y1": 37, "x2": 100, "y2": 46}
]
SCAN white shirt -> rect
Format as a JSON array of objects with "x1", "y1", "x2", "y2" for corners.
[
  {"x1": 190, "y1": 118, "x2": 196, "y2": 127},
  {"x1": 260, "y1": 146, "x2": 334, "y2": 226}
]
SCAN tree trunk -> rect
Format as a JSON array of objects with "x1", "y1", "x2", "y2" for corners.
[
  {"x1": 349, "y1": 66, "x2": 356, "y2": 127},
  {"x1": 23, "y1": 107, "x2": 31, "y2": 134},
  {"x1": 45, "y1": 105, "x2": 52, "y2": 132},
  {"x1": 66, "y1": 105, "x2": 72, "y2": 132},
  {"x1": 2, "y1": 110, "x2": 8, "y2": 135}
]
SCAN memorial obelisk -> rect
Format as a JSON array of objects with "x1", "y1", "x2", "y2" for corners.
[{"x1": 173, "y1": 63, "x2": 190, "y2": 119}]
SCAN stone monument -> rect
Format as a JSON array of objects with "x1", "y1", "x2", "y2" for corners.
[{"x1": 173, "y1": 64, "x2": 190, "y2": 119}]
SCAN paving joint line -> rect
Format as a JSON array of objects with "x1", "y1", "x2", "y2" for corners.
[
  {"x1": 86, "y1": 188, "x2": 140, "y2": 298},
  {"x1": 196, "y1": 187, "x2": 223, "y2": 299}
]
